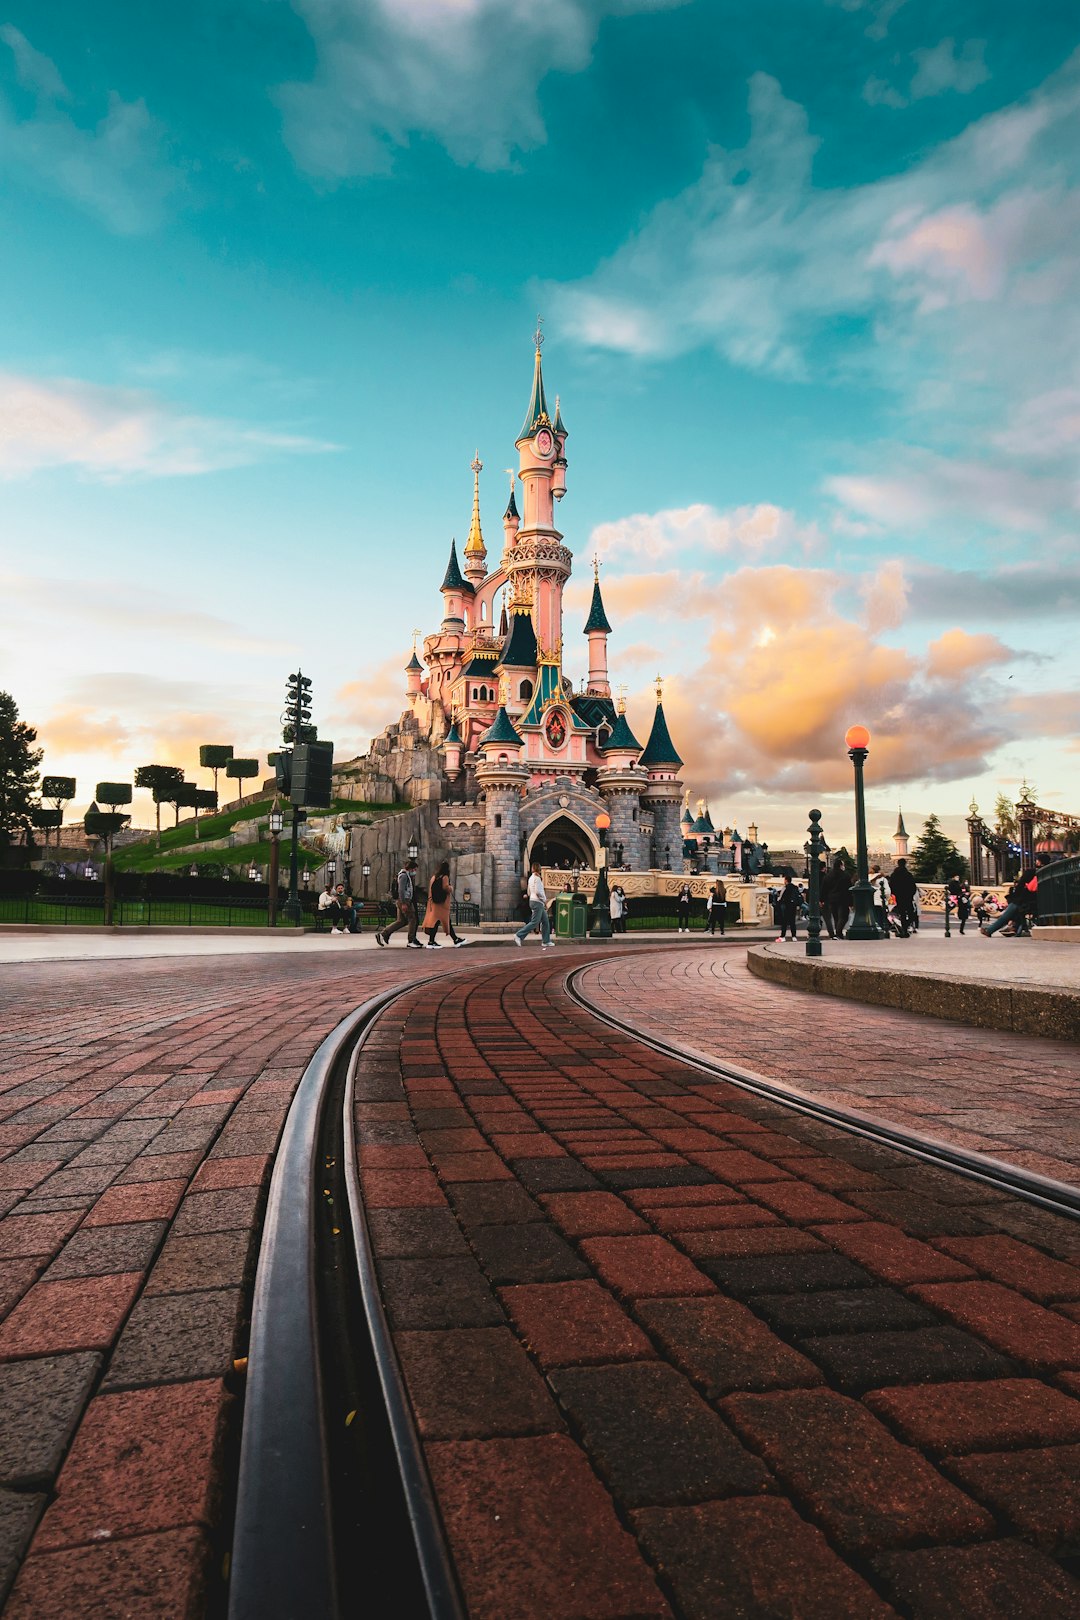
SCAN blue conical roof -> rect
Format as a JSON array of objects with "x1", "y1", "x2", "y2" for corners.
[
  {"x1": 504, "y1": 484, "x2": 519, "y2": 521},
  {"x1": 519, "y1": 345, "x2": 551, "y2": 439},
  {"x1": 441, "y1": 540, "x2": 468, "y2": 593},
  {"x1": 444, "y1": 719, "x2": 462, "y2": 746},
  {"x1": 639, "y1": 699, "x2": 683, "y2": 770},
  {"x1": 602, "y1": 709, "x2": 641, "y2": 754},
  {"x1": 584, "y1": 578, "x2": 612, "y2": 635},
  {"x1": 479, "y1": 707, "x2": 523, "y2": 748},
  {"x1": 406, "y1": 650, "x2": 423, "y2": 673}
]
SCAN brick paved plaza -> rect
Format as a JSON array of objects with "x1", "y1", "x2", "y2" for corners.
[{"x1": 2, "y1": 939, "x2": 1080, "y2": 1616}]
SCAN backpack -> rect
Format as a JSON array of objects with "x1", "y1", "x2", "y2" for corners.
[
  {"x1": 431, "y1": 875, "x2": 447, "y2": 904},
  {"x1": 390, "y1": 876, "x2": 399, "y2": 900}
]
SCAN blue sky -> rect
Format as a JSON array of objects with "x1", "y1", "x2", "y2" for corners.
[{"x1": 1, "y1": 0, "x2": 1077, "y2": 847}]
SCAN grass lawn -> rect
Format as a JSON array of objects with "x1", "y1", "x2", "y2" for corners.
[{"x1": 113, "y1": 797, "x2": 406, "y2": 873}]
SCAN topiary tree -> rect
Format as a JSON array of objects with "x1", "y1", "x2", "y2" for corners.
[
  {"x1": 199, "y1": 745, "x2": 234, "y2": 798},
  {"x1": 86, "y1": 794, "x2": 131, "y2": 926},
  {"x1": 170, "y1": 780, "x2": 202, "y2": 828},
  {"x1": 192, "y1": 787, "x2": 217, "y2": 839},
  {"x1": 911, "y1": 813, "x2": 969, "y2": 883},
  {"x1": 134, "y1": 764, "x2": 185, "y2": 850},
  {"x1": 40, "y1": 774, "x2": 76, "y2": 850},
  {"x1": 0, "y1": 691, "x2": 43, "y2": 851},
  {"x1": 225, "y1": 756, "x2": 259, "y2": 807}
]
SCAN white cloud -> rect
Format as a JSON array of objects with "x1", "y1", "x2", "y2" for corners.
[
  {"x1": 910, "y1": 38, "x2": 990, "y2": 101},
  {"x1": 0, "y1": 27, "x2": 177, "y2": 232},
  {"x1": 278, "y1": 0, "x2": 685, "y2": 177},
  {"x1": 590, "y1": 500, "x2": 823, "y2": 562},
  {"x1": 0, "y1": 372, "x2": 341, "y2": 481},
  {"x1": 825, "y1": 449, "x2": 1072, "y2": 536}
]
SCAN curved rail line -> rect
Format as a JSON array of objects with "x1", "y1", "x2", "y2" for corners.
[
  {"x1": 227, "y1": 977, "x2": 464, "y2": 1620},
  {"x1": 566, "y1": 963, "x2": 1080, "y2": 1226}
]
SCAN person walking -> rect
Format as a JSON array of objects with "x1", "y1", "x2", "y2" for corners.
[
  {"x1": 827, "y1": 858, "x2": 851, "y2": 939},
  {"x1": 981, "y1": 868, "x2": 1038, "y2": 937},
  {"x1": 956, "y1": 882, "x2": 972, "y2": 934},
  {"x1": 423, "y1": 860, "x2": 468, "y2": 948},
  {"x1": 676, "y1": 882, "x2": 692, "y2": 934},
  {"x1": 816, "y1": 860, "x2": 837, "y2": 939},
  {"x1": 776, "y1": 874, "x2": 799, "y2": 941},
  {"x1": 706, "y1": 878, "x2": 727, "y2": 935},
  {"x1": 888, "y1": 858, "x2": 918, "y2": 937},
  {"x1": 318, "y1": 882, "x2": 344, "y2": 935},
  {"x1": 376, "y1": 856, "x2": 423, "y2": 948},
  {"x1": 515, "y1": 863, "x2": 553, "y2": 948}
]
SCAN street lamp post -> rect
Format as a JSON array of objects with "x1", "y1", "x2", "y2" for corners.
[
  {"x1": 268, "y1": 800, "x2": 284, "y2": 929},
  {"x1": 591, "y1": 811, "x2": 612, "y2": 937},
  {"x1": 805, "y1": 809, "x2": 826, "y2": 958},
  {"x1": 362, "y1": 861, "x2": 371, "y2": 900},
  {"x1": 844, "y1": 725, "x2": 884, "y2": 940},
  {"x1": 284, "y1": 807, "x2": 304, "y2": 926}
]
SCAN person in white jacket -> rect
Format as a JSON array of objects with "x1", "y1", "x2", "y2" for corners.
[{"x1": 515, "y1": 864, "x2": 554, "y2": 948}]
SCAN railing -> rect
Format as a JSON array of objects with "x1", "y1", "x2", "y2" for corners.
[
  {"x1": 1036, "y1": 856, "x2": 1080, "y2": 927},
  {"x1": 1, "y1": 895, "x2": 289, "y2": 928}
]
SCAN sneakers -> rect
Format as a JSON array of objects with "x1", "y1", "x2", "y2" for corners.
[
  {"x1": 407, "y1": 940, "x2": 424, "y2": 949},
  {"x1": 425, "y1": 941, "x2": 441, "y2": 948},
  {"x1": 331, "y1": 927, "x2": 343, "y2": 935},
  {"x1": 453, "y1": 938, "x2": 469, "y2": 947},
  {"x1": 374, "y1": 932, "x2": 387, "y2": 947},
  {"x1": 514, "y1": 936, "x2": 523, "y2": 947},
  {"x1": 547, "y1": 938, "x2": 556, "y2": 947}
]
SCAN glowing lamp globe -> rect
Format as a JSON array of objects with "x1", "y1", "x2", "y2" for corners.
[
  {"x1": 595, "y1": 811, "x2": 611, "y2": 831},
  {"x1": 845, "y1": 725, "x2": 871, "y2": 751}
]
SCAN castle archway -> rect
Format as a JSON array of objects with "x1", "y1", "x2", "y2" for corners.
[{"x1": 527, "y1": 812, "x2": 598, "y2": 871}]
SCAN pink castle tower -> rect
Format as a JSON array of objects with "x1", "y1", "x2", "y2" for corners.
[{"x1": 509, "y1": 319, "x2": 571, "y2": 661}]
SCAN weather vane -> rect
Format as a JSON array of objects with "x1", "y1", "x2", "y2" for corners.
[
  {"x1": 411, "y1": 627, "x2": 421, "y2": 651},
  {"x1": 655, "y1": 673, "x2": 664, "y2": 703},
  {"x1": 504, "y1": 467, "x2": 515, "y2": 490},
  {"x1": 592, "y1": 552, "x2": 600, "y2": 581},
  {"x1": 533, "y1": 313, "x2": 544, "y2": 351}
]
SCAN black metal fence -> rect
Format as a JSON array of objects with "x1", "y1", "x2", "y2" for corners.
[{"x1": 1037, "y1": 856, "x2": 1080, "y2": 927}]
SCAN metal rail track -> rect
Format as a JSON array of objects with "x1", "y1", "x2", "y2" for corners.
[
  {"x1": 566, "y1": 964, "x2": 1080, "y2": 1225},
  {"x1": 227, "y1": 980, "x2": 465, "y2": 1620}
]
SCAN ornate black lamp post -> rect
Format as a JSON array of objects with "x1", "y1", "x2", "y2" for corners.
[
  {"x1": 805, "y1": 809, "x2": 826, "y2": 958},
  {"x1": 844, "y1": 724, "x2": 884, "y2": 940},
  {"x1": 362, "y1": 861, "x2": 371, "y2": 899},
  {"x1": 268, "y1": 800, "x2": 284, "y2": 928},
  {"x1": 591, "y1": 810, "x2": 612, "y2": 938}
]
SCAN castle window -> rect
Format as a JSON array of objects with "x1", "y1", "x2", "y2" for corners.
[
  {"x1": 520, "y1": 679, "x2": 533, "y2": 702},
  {"x1": 632, "y1": 809, "x2": 638, "y2": 821},
  {"x1": 495, "y1": 814, "x2": 502, "y2": 828},
  {"x1": 481, "y1": 601, "x2": 487, "y2": 621}
]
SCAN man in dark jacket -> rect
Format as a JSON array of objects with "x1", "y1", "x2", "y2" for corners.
[
  {"x1": 375, "y1": 857, "x2": 423, "y2": 948},
  {"x1": 827, "y1": 858, "x2": 851, "y2": 939},
  {"x1": 888, "y1": 858, "x2": 918, "y2": 937}
]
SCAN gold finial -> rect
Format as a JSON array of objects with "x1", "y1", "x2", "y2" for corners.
[
  {"x1": 533, "y1": 314, "x2": 544, "y2": 352},
  {"x1": 412, "y1": 627, "x2": 421, "y2": 651},
  {"x1": 655, "y1": 673, "x2": 664, "y2": 704},
  {"x1": 465, "y1": 452, "x2": 485, "y2": 556},
  {"x1": 617, "y1": 682, "x2": 627, "y2": 715},
  {"x1": 504, "y1": 467, "x2": 516, "y2": 491},
  {"x1": 592, "y1": 552, "x2": 600, "y2": 582},
  {"x1": 969, "y1": 798, "x2": 979, "y2": 816}
]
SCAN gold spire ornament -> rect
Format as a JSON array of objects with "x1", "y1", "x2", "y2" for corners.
[
  {"x1": 655, "y1": 674, "x2": 664, "y2": 704},
  {"x1": 465, "y1": 451, "x2": 485, "y2": 556}
]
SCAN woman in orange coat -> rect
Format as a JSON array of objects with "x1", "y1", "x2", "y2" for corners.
[{"x1": 423, "y1": 860, "x2": 468, "y2": 948}]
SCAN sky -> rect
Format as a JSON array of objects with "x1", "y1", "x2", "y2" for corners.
[{"x1": 1, "y1": 0, "x2": 1077, "y2": 849}]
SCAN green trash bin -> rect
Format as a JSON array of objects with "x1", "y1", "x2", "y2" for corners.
[{"x1": 555, "y1": 892, "x2": 589, "y2": 939}]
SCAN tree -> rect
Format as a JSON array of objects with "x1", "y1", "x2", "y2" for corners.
[
  {"x1": 192, "y1": 787, "x2": 217, "y2": 840},
  {"x1": 170, "y1": 781, "x2": 201, "y2": 828},
  {"x1": 40, "y1": 774, "x2": 76, "y2": 850},
  {"x1": 993, "y1": 794, "x2": 1016, "y2": 839},
  {"x1": 0, "y1": 691, "x2": 43, "y2": 850},
  {"x1": 199, "y1": 745, "x2": 234, "y2": 798},
  {"x1": 226, "y1": 757, "x2": 260, "y2": 806},
  {"x1": 134, "y1": 764, "x2": 185, "y2": 850},
  {"x1": 911, "y1": 814, "x2": 969, "y2": 883},
  {"x1": 86, "y1": 794, "x2": 131, "y2": 927}
]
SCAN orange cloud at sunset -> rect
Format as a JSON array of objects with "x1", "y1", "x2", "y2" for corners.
[{"x1": 926, "y1": 628, "x2": 1014, "y2": 680}]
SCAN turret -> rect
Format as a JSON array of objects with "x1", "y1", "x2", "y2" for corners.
[
  {"x1": 599, "y1": 695, "x2": 641, "y2": 770},
  {"x1": 440, "y1": 539, "x2": 472, "y2": 630},
  {"x1": 405, "y1": 640, "x2": 424, "y2": 705},
  {"x1": 640, "y1": 675, "x2": 684, "y2": 872},
  {"x1": 502, "y1": 471, "x2": 520, "y2": 550},
  {"x1": 463, "y1": 452, "x2": 487, "y2": 588},
  {"x1": 894, "y1": 807, "x2": 909, "y2": 860},
  {"x1": 552, "y1": 395, "x2": 567, "y2": 501},
  {"x1": 584, "y1": 557, "x2": 612, "y2": 698},
  {"x1": 478, "y1": 700, "x2": 524, "y2": 763},
  {"x1": 442, "y1": 716, "x2": 464, "y2": 781}
]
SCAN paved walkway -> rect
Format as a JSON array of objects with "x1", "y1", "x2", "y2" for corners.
[
  {"x1": 357, "y1": 956, "x2": 1080, "y2": 1617},
  {"x1": 759, "y1": 932, "x2": 1080, "y2": 993},
  {"x1": 579, "y1": 950, "x2": 1080, "y2": 1188},
  {"x1": 3, "y1": 943, "x2": 1080, "y2": 1616}
]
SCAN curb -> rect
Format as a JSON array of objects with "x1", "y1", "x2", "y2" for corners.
[{"x1": 746, "y1": 944, "x2": 1080, "y2": 1042}]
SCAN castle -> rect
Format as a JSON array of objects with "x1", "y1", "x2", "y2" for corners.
[{"x1": 342, "y1": 333, "x2": 691, "y2": 921}]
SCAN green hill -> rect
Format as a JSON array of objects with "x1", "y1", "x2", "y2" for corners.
[{"x1": 112, "y1": 796, "x2": 405, "y2": 874}]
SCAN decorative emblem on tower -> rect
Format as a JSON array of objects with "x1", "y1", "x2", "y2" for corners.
[{"x1": 545, "y1": 710, "x2": 567, "y2": 750}]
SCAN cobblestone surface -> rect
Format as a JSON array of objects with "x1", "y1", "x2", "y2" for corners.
[
  {"x1": 6, "y1": 940, "x2": 1080, "y2": 1617},
  {"x1": 355, "y1": 954, "x2": 1080, "y2": 1617},
  {"x1": 577, "y1": 948, "x2": 1080, "y2": 1185}
]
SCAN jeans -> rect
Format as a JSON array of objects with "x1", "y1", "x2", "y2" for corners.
[
  {"x1": 984, "y1": 902, "x2": 1029, "y2": 936},
  {"x1": 382, "y1": 901, "x2": 418, "y2": 943},
  {"x1": 517, "y1": 899, "x2": 550, "y2": 945}
]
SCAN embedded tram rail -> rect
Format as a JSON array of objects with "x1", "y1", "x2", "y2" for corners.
[{"x1": 225, "y1": 948, "x2": 1080, "y2": 1619}]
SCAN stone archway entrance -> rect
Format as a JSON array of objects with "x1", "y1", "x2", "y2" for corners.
[{"x1": 527, "y1": 813, "x2": 597, "y2": 871}]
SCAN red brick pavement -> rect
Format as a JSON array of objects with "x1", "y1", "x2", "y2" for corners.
[
  {"x1": 7, "y1": 942, "x2": 1080, "y2": 1616},
  {"x1": 0, "y1": 945, "x2": 512, "y2": 1615},
  {"x1": 578, "y1": 949, "x2": 1080, "y2": 1187},
  {"x1": 357, "y1": 955, "x2": 1080, "y2": 1618}
]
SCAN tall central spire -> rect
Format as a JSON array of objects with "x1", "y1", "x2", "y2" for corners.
[
  {"x1": 519, "y1": 316, "x2": 551, "y2": 439},
  {"x1": 463, "y1": 450, "x2": 487, "y2": 590}
]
